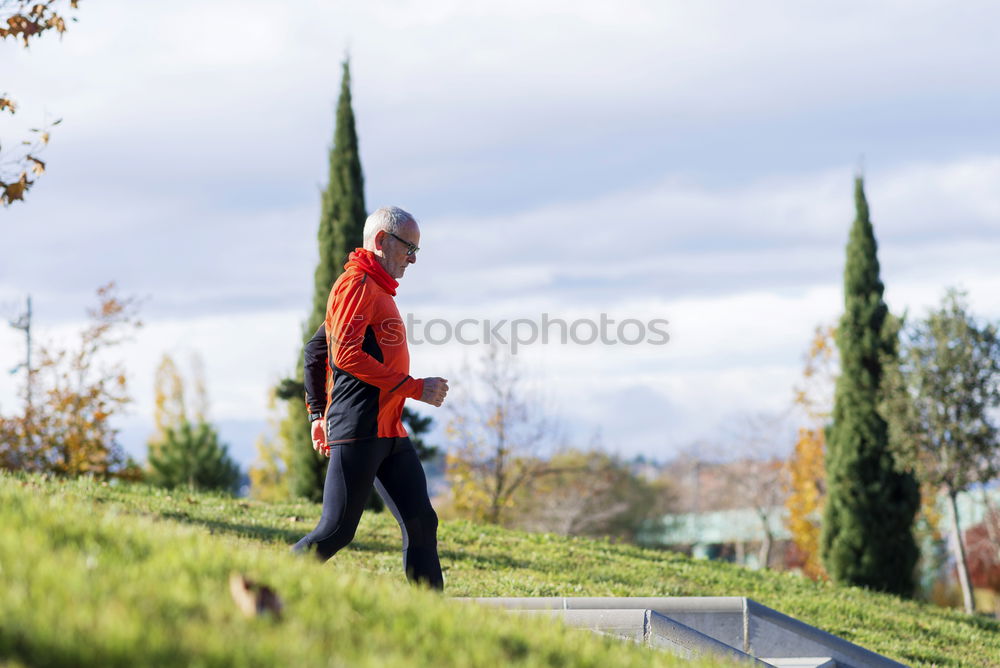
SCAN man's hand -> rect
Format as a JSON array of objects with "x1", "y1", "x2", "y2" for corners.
[
  {"x1": 418, "y1": 377, "x2": 449, "y2": 407},
  {"x1": 311, "y1": 418, "x2": 329, "y2": 457}
]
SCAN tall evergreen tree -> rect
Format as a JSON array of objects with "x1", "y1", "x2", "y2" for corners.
[
  {"x1": 821, "y1": 176, "x2": 920, "y2": 596},
  {"x1": 282, "y1": 58, "x2": 368, "y2": 501}
]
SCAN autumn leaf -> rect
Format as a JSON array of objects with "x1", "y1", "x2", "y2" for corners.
[
  {"x1": 228, "y1": 573, "x2": 283, "y2": 619},
  {"x1": 45, "y1": 15, "x2": 66, "y2": 33},
  {"x1": 3, "y1": 173, "x2": 31, "y2": 204},
  {"x1": 0, "y1": 97, "x2": 16, "y2": 114},
  {"x1": 5, "y1": 15, "x2": 28, "y2": 31},
  {"x1": 28, "y1": 155, "x2": 46, "y2": 176}
]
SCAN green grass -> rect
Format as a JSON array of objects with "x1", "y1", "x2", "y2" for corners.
[{"x1": 2, "y1": 472, "x2": 998, "y2": 667}]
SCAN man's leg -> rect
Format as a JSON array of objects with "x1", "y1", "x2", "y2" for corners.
[
  {"x1": 291, "y1": 439, "x2": 390, "y2": 561},
  {"x1": 374, "y1": 438, "x2": 444, "y2": 589}
]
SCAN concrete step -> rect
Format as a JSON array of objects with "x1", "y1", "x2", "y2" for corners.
[
  {"x1": 762, "y1": 659, "x2": 836, "y2": 668},
  {"x1": 515, "y1": 608, "x2": 768, "y2": 664},
  {"x1": 459, "y1": 597, "x2": 905, "y2": 668}
]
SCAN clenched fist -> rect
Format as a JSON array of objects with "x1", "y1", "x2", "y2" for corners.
[
  {"x1": 311, "y1": 418, "x2": 329, "y2": 457},
  {"x1": 418, "y1": 377, "x2": 449, "y2": 407}
]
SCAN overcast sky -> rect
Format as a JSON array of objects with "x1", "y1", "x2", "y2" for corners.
[{"x1": 3, "y1": 0, "x2": 1000, "y2": 468}]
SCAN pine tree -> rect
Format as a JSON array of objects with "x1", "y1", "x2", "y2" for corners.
[
  {"x1": 282, "y1": 58, "x2": 368, "y2": 501},
  {"x1": 147, "y1": 420, "x2": 240, "y2": 494},
  {"x1": 403, "y1": 407, "x2": 438, "y2": 461},
  {"x1": 820, "y1": 176, "x2": 920, "y2": 596}
]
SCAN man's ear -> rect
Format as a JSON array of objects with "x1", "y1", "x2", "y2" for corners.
[{"x1": 373, "y1": 230, "x2": 386, "y2": 252}]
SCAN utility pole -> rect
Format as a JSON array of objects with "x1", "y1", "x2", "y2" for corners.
[{"x1": 9, "y1": 295, "x2": 33, "y2": 414}]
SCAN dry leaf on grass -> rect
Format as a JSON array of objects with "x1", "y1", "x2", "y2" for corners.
[{"x1": 229, "y1": 572, "x2": 283, "y2": 620}]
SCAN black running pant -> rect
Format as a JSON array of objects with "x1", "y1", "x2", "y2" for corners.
[{"x1": 291, "y1": 436, "x2": 443, "y2": 590}]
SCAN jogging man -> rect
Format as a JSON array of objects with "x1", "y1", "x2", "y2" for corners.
[{"x1": 291, "y1": 206, "x2": 449, "y2": 589}]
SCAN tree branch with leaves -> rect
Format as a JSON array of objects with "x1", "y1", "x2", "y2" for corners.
[{"x1": 1, "y1": 0, "x2": 79, "y2": 205}]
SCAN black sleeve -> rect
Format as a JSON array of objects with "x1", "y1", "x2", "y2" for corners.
[{"x1": 303, "y1": 324, "x2": 328, "y2": 415}]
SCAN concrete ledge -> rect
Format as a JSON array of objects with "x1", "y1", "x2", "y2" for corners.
[
  {"x1": 514, "y1": 608, "x2": 768, "y2": 664},
  {"x1": 762, "y1": 659, "x2": 836, "y2": 668},
  {"x1": 458, "y1": 597, "x2": 907, "y2": 668},
  {"x1": 744, "y1": 600, "x2": 902, "y2": 668},
  {"x1": 465, "y1": 596, "x2": 747, "y2": 649}
]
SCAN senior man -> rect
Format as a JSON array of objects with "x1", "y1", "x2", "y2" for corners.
[{"x1": 291, "y1": 206, "x2": 449, "y2": 589}]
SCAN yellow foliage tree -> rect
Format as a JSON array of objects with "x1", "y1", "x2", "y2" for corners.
[
  {"x1": 444, "y1": 346, "x2": 555, "y2": 526},
  {"x1": 0, "y1": 282, "x2": 143, "y2": 478},
  {"x1": 149, "y1": 354, "x2": 186, "y2": 461},
  {"x1": 248, "y1": 389, "x2": 289, "y2": 501},
  {"x1": 445, "y1": 419, "x2": 548, "y2": 526},
  {"x1": 786, "y1": 427, "x2": 827, "y2": 579},
  {"x1": 785, "y1": 324, "x2": 836, "y2": 580},
  {"x1": 147, "y1": 351, "x2": 211, "y2": 463}
]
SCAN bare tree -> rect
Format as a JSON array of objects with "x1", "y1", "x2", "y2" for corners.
[
  {"x1": 662, "y1": 445, "x2": 742, "y2": 518},
  {"x1": 719, "y1": 412, "x2": 793, "y2": 569},
  {"x1": 659, "y1": 416, "x2": 792, "y2": 569},
  {"x1": 444, "y1": 346, "x2": 559, "y2": 525}
]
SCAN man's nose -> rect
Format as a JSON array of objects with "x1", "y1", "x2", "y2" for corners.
[{"x1": 408, "y1": 253, "x2": 416, "y2": 264}]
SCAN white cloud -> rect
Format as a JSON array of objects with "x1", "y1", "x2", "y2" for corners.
[
  {"x1": 6, "y1": 0, "x2": 1000, "y2": 204},
  {"x1": 407, "y1": 156, "x2": 1000, "y2": 312},
  {"x1": 6, "y1": 152, "x2": 1000, "y2": 462},
  {"x1": 4, "y1": 1, "x2": 1000, "y2": 464}
]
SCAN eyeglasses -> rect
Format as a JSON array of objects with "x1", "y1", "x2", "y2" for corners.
[{"x1": 387, "y1": 232, "x2": 419, "y2": 256}]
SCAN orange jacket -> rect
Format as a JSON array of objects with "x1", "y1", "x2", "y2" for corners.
[{"x1": 304, "y1": 249, "x2": 423, "y2": 444}]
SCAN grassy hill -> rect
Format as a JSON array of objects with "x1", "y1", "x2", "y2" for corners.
[{"x1": 2, "y1": 472, "x2": 997, "y2": 667}]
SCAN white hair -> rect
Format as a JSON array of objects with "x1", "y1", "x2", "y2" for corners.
[{"x1": 363, "y1": 206, "x2": 416, "y2": 250}]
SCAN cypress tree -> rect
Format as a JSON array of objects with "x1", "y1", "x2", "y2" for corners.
[
  {"x1": 311, "y1": 58, "x2": 368, "y2": 334},
  {"x1": 820, "y1": 176, "x2": 920, "y2": 596},
  {"x1": 283, "y1": 58, "x2": 368, "y2": 501}
]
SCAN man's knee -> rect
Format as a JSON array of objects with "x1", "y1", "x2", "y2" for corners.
[
  {"x1": 313, "y1": 523, "x2": 358, "y2": 560},
  {"x1": 402, "y1": 509, "x2": 438, "y2": 548}
]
